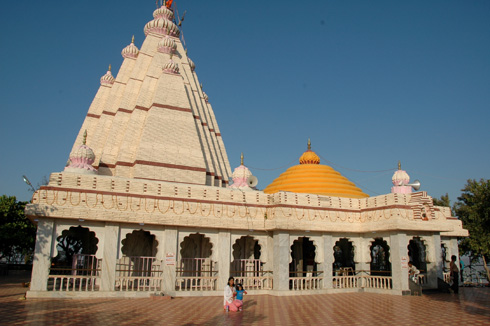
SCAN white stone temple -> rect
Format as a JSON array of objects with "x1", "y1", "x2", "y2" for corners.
[{"x1": 25, "y1": 3, "x2": 467, "y2": 298}]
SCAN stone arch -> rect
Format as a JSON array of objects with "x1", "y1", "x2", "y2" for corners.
[
  {"x1": 52, "y1": 225, "x2": 99, "y2": 268},
  {"x1": 289, "y1": 235, "x2": 320, "y2": 264},
  {"x1": 121, "y1": 229, "x2": 158, "y2": 257},
  {"x1": 370, "y1": 238, "x2": 391, "y2": 276},
  {"x1": 333, "y1": 238, "x2": 356, "y2": 275},
  {"x1": 230, "y1": 236, "x2": 262, "y2": 277},
  {"x1": 179, "y1": 233, "x2": 213, "y2": 277},
  {"x1": 407, "y1": 237, "x2": 427, "y2": 273},
  {"x1": 289, "y1": 237, "x2": 317, "y2": 277}
]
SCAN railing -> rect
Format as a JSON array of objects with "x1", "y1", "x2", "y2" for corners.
[
  {"x1": 289, "y1": 271, "x2": 323, "y2": 290},
  {"x1": 333, "y1": 275, "x2": 358, "y2": 288},
  {"x1": 362, "y1": 275, "x2": 392, "y2": 289},
  {"x1": 233, "y1": 272, "x2": 273, "y2": 290},
  {"x1": 175, "y1": 258, "x2": 217, "y2": 291},
  {"x1": 332, "y1": 272, "x2": 393, "y2": 290},
  {"x1": 48, "y1": 254, "x2": 101, "y2": 292},
  {"x1": 115, "y1": 256, "x2": 163, "y2": 292},
  {"x1": 231, "y1": 259, "x2": 272, "y2": 290}
]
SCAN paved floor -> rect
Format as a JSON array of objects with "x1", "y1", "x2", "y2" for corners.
[{"x1": 1, "y1": 272, "x2": 489, "y2": 326}]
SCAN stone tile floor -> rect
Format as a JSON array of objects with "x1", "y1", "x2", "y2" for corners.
[{"x1": 1, "y1": 272, "x2": 489, "y2": 326}]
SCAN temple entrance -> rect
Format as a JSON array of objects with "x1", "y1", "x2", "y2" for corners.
[
  {"x1": 121, "y1": 229, "x2": 157, "y2": 257},
  {"x1": 176, "y1": 233, "x2": 216, "y2": 291},
  {"x1": 290, "y1": 237, "x2": 316, "y2": 277},
  {"x1": 230, "y1": 236, "x2": 271, "y2": 290},
  {"x1": 289, "y1": 237, "x2": 320, "y2": 290},
  {"x1": 49, "y1": 226, "x2": 100, "y2": 291},
  {"x1": 333, "y1": 238, "x2": 355, "y2": 276},
  {"x1": 370, "y1": 238, "x2": 391, "y2": 276},
  {"x1": 230, "y1": 236, "x2": 261, "y2": 277},
  {"x1": 407, "y1": 237, "x2": 427, "y2": 273},
  {"x1": 115, "y1": 229, "x2": 162, "y2": 292}
]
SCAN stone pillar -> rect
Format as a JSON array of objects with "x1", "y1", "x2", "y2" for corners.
[
  {"x1": 389, "y1": 233, "x2": 409, "y2": 295},
  {"x1": 358, "y1": 237, "x2": 372, "y2": 272},
  {"x1": 162, "y1": 227, "x2": 177, "y2": 295},
  {"x1": 29, "y1": 218, "x2": 55, "y2": 292},
  {"x1": 425, "y1": 234, "x2": 443, "y2": 289},
  {"x1": 273, "y1": 231, "x2": 290, "y2": 292},
  {"x1": 217, "y1": 230, "x2": 231, "y2": 291},
  {"x1": 100, "y1": 223, "x2": 119, "y2": 291},
  {"x1": 322, "y1": 234, "x2": 333, "y2": 289}
]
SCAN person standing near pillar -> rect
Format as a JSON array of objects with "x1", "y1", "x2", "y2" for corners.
[{"x1": 449, "y1": 255, "x2": 459, "y2": 294}]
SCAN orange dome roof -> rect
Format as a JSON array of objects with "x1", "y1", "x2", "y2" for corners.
[{"x1": 263, "y1": 141, "x2": 369, "y2": 199}]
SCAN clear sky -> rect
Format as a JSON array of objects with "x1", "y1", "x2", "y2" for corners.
[{"x1": 1, "y1": 0, "x2": 489, "y2": 206}]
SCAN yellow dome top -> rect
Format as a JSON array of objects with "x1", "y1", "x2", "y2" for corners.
[{"x1": 263, "y1": 140, "x2": 369, "y2": 199}]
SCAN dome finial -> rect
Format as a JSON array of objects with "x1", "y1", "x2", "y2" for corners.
[
  {"x1": 83, "y1": 130, "x2": 87, "y2": 145},
  {"x1": 398, "y1": 160, "x2": 401, "y2": 170},
  {"x1": 131, "y1": 35, "x2": 134, "y2": 43},
  {"x1": 241, "y1": 152, "x2": 244, "y2": 165},
  {"x1": 108, "y1": 64, "x2": 111, "y2": 72},
  {"x1": 307, "y1": 138, "x2": 311, "y2": 150}
]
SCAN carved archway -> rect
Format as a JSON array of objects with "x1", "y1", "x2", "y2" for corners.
[
  {"x1": 333, "y1": 238, "x2": 355, "y2": 275},
  {"x1": 121, "y1": 229, "x2": 157, "y2": 257},
  {"x1": 230, "y1": 236, "x2": 261, "y2": 277},
  {"x1": 370, "y1": 238, "x2": 391, "y2": 276},
  {"x1": 407, "y1": 237, "x2": 427, "y2": 273},
  {"x1": 290, "y1": 237, "x2": 317, "y2": 277},
  {"x1": 52, "y1": 225, "x2": 99, "y2": 269},
  {"x1": 179, "y1": 233, "x2": 213, "y2": 276}
]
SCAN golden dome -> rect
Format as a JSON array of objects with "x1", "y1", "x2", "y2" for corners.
[{"x1": 263, "y1": 140, "x2": 369, "y2": 198}]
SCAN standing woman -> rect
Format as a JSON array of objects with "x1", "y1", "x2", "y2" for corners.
[
  {"x1": 450, "y1": 255, "x2": 459, "y2": 294},
  {"x1": 224, "y1": 277, "x2": 238, "y2": 311}
]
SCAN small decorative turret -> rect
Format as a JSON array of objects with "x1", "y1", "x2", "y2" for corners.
[
  {"x1": 64, "y1": 130, "x2": 97, "y2": 174},
  {"x1": 299, "y1": 139, "x2": 320, "y2": 164},
  {"x1": 203, "y1": 92, "x2": 209, "y2": 103},
  {"x1": 100, "y1": 65, "x2": 115, "y2": 86},
  {"x1": 162, "y1": 59, "x2": 179, "y2": 74},
  {"x1": 121, "y1": 35, "x2": 139, "y2": 59},
  {"x1": 228, "y1": 153, "x2": 256, "y2": 191},
  {"x1": 391, "y1": 161, "x2": 412, "y2": 194},
  {"x1": 157, "y1": 35, "x2": 177, "y2": 54},
  {"x1": 144, "y1": 5, "x2": 180, "y2": 37}
]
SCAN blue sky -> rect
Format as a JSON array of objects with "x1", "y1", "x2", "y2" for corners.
[{"x1": 1, "y1": 0, "x2": 489, "y2": 207}]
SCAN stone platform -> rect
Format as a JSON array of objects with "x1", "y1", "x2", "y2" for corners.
[{"x1": 1, "y1": 272, "x2": 489, "y2": 325}]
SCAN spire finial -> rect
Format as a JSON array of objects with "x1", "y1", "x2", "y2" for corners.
[
  {"x1": 108, "y1": 64, "x2": 111, "y2": 72},
  {"x1": 131, "y1": 35, "x2": 134, "y2": 43},
  {"x1": 83, "y1": 130, "x2": 87, "y2": 145},
  {"x1": 241, "y1": 152, "x2": 244, "y2": 165},
  {"x1": 307, "y1": 138, "x2": 311, "y2": 150},
  {"x1": 398, "y1": 160, "x2": 401, "y2": 170}
]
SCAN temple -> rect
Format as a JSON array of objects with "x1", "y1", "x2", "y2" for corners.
[{"x1": 25, "y1": 3, "x2": 467, "y2": 298}]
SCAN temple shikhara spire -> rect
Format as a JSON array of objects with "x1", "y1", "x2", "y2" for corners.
[
  {"x1": 71, "y1": 3, "x2": 231, "y2": 186},
  {"x1": 25, "y1": 3, "x2": 467, "y2": 299}
]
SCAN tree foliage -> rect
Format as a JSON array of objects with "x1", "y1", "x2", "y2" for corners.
[
  {"x1": 0, "y1": 195, "x2": 37, "y2": 263},
  {"x1": 433, "y1": 193, "x2": 450, "y2": 207},
  {"x1": 454, "y1": 179, "x2": 490, "y2": 280}
]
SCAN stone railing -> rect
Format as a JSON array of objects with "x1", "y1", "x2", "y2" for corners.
[
  {"x1": 48, "y1": 254, "x2": 101, "y2": 292},
  {"x1": 233, "y1": 274, "x2": 273, "y2": 290},
  {"x1": 333, "y1": 274, "x2": 393, "y2": 290},
  {"x1": 48, "y1": 275, "x2": 100, "y2": 292},
  {"x1": 290, "y1": 276, "x2": 323, "y2": 290},
  {"x1": 115, "y1": 256, "x2": 163, "y2": 292},
  {"x1": 175, "y1": 276, "x2": 218, "y2": 291},
  {"x1": 175, "y1": 258, "x2": 218, "y2": 291},
  {"x1": 333, "y1": 275, "x2": 358, "y2": 288}
]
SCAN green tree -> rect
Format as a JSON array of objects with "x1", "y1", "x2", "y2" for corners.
[
  {"x1": 433, "y1": 193, "x2": 450, "y2": 207},
  {"x1": 454, "y1": 179, "x2": 490, "y2": 281},
  {"x1": 0, "y1": 195, "x2": 37, "y2": 263}
]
